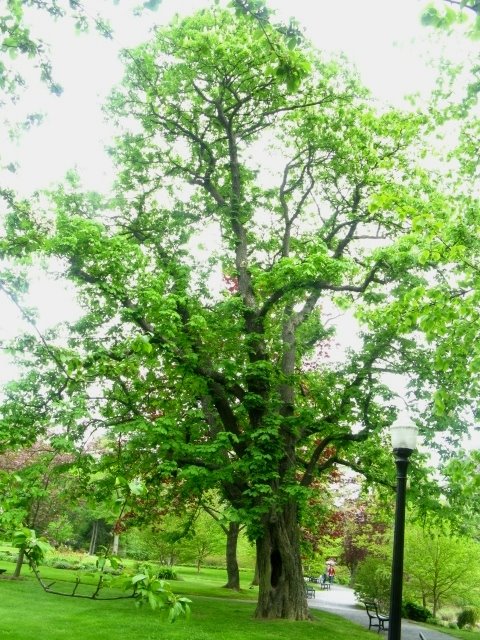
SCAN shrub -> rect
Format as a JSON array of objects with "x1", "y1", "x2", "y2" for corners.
[
  {"x1": 403, "y1": 601, "x2": 432, "y2": 622},
  {"x1": 51, "y1": 560, "x2": 74, "y2": 569},
  {"x1": 157, "y1": 567, "x2": 177, "y2": 580},
  {"x1": 457, "y1": 606, "x2": 479, "y2": 629},
  {"x1": 354, "y1": 555, "x2": 391, "y2": 610}
]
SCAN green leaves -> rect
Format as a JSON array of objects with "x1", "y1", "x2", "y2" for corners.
[
  {"x1": 12, "y1": 527, "x2": 51, "y2": 565},
  {"x1": 130, "y1": 567, "x2": 191, "y2": 621}
]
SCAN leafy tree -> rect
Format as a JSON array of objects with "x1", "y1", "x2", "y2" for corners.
[
  {"x1": 3, "y1": 3, "x2": 479, "y2": 620},
  {"x1": 354, "y1": 552, "x2": 392, "y2": 611},
  {"x1": 0, "y1": 443, "x2": 75, "y2": 575},
  {"x1": 404, "y1": 525, "x2": 480, "y2": 616},
  {"x1": 45, "y1": 514, "x2": 75, "y2": 548},
  {"x1": 339, "y1": 495, "x2": 391, "y2": 583},
  {"x1": 181, "y1": 510, "x2": 225, "y2": 573}
]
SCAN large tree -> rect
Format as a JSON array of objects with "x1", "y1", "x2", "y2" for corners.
[{"x1": 2, "y1": 4, "x2": 478, "y2": 620}]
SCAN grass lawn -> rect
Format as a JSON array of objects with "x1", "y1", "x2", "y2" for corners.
[
  {"x1": 1, "y1": 559, "x2": 479, "y2": 640},
  {"x1": 0, "y1": 560, "x2": 375, "y2": 640}
]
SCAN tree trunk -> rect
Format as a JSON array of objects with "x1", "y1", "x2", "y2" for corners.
[
  {"x1": 223, "y1": 521, "x2": 240, "y2": 590},
  {"x1": 112, "y1": 533, "x2": 120, "y2": 555},
  {"x1": 88, "y1": 520, "x2": 99, "y2": 555},
  {"x1": 250, "y1": 554, "x2": 259, "y2": 587},
  {"x1": 13, "y1": 548, "x2": 25, "y2": 578},
  {"x1": 255, "y1": 501, "x2": 309, "y2": 620}
]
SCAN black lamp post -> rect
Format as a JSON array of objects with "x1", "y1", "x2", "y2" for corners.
[{"x1": 387, "y1": 419, "x2": 418, "y2": 640}]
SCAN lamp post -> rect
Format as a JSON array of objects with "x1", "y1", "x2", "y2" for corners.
[{"x1": 387, "y1": 419, "x2": 418, "y2": 640}]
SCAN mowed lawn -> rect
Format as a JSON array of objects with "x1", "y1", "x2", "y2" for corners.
[{"x1": 0, "y1": 563, "x2": 376, "y2": 640}]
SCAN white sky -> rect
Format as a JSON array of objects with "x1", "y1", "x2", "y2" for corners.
[
  {"x1": 0, "y1": 0, "x2": 476, "y2": 431},
  {"x1": 3, "y1": 0, "x2": 446, "y2": 195}
]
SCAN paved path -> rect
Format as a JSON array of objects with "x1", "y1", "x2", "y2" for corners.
[{"x1": 308, "y1": 584, "x2": 456, "y2": 640}]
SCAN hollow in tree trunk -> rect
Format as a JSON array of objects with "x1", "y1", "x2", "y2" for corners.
[
  {"x1": 223, "y1": 521, "x2": 240, "y2": 590},
  {"x1": 255, "y1": 501, "x2": 309, "y2": 620}
]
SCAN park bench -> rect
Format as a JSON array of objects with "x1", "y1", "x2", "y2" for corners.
[
  {"x1": 319, "y1": 575, "x2": 331, "y2": 590},
  {"x1": 305, "y1": 583, "x2": 316, "y2": 599},
  {"x1": 363, "y1": 601, "x2": 389, "y2": 633},
  {"x1": 0, "y1": 569, "x2": 6, "y2": 576}
]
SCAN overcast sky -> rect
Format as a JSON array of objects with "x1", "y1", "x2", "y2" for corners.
[{"x1": 4, "y1": 0, "x2": 446, "y2": 195}]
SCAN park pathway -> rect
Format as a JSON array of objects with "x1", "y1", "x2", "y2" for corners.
[{"x1": 308, "y1": 584, "x2": 456, "y2": 640}]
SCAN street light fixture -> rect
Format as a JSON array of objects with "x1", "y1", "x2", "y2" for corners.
[{"x1": 388, "y1": 416, "x2": 418, "y2": 640}]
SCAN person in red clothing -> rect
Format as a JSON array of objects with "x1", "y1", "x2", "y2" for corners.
[{"x1": 326, "y1": 561, "x2": 335, "y2": 584}]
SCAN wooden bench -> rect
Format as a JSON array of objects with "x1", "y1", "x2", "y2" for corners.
[
  {"x1": 305, "y1": 584, "x2": 316, "y2": 599},
  {"x1": 363, "y1": 601, "x2": 389, "y2": 632}
]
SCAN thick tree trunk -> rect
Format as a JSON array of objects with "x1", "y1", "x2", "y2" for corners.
[
  {"x1": 13, "y1": 548, "x2": 25, "y2": 578},
  {"x1": 255, "y1": 501, "x2": 309, "y2": 620},
  {"x1": 223, "y1": 521, "x2": 241, "y2": 590}
]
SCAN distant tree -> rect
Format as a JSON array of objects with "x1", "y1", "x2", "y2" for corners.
[
  {"x1": 181, "y1": 511, "x2": 225, "y2": 573},
  {"x1": 339, "y1": 496, "x2": 391, "y2": 583},
  {"x1": 0, "y1": 443, "x2": 74, "y2": 576},
  {"x1": 354, "y1": 552, "x2": 392, "y2": 611},
  {"x1": 404, "y1": 524, "x2": 480, "y2": 615}
]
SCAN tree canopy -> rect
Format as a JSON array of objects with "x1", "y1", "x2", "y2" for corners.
[{"x1": 1, "y1": 0, "x2": 480, "y2": 622}]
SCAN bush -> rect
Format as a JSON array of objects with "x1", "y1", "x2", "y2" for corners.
[
  {"x1": 403, "y1": 601, "x2": 432, "y2": 622},
  {"x1": 157, "y1": 567, "x2": 177, "y2": 580},
  {"x1": 51, "y1": 560, "x2": 75, "y2": 569},
  {"x1": 457, "y1": 606, "x2": 479, "y2": 629},
  {"x1": 354, "y1": 555, "x2": 391, "y2": 611}
]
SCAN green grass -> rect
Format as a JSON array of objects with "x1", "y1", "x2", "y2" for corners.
[
  {"x1": 2, "y1": 558, "x2": 479, "y2": 640},
  {"x1": 0, "y1": 562, "x2": 376, "y2": 640}
]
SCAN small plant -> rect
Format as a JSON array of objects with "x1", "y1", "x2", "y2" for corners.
[
  {"x1": 403, "y1": 601, "x2": 432, "y2": 622},
  {"x1": 457, "y1": 606, "x2": 479, "y2": 629},
  {"x1": 158, "y1": 567, "x2": 177, "y2": 580},
  {"x1": 51, "y1": 560, "x2": 74, "y2": 570},
  {"x1": 130, "y1": 567, "x2": 191, "y2": 621}
]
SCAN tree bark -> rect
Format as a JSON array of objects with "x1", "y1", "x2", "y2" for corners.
[
  {"x1": 255, "y1": 501, "x2": 309, "y2": 620},
  {"x1": 88, "y1": 520, "x2": 99, "y2": 555},
  {"x1": 13, "y1": 548, "x2": 25, "y2": 578},
  {"x1": 112, "y1": 533, "x2": 120, "y2": 555},
  {"x1": 250, "y1": 554, "x2": 259, "y2": 587},
  {"x1": 223, "y1": 521, "x2": 241, "y2": 590}
]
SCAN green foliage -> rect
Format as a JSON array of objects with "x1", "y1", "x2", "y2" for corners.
[
  {"x1": 457, "y1": 606, "x2": 479, "y2": 629},
  {"x1": 46, "y1": 515, "x2": 75, "y2": 548},
  {"x1": 403, "y1": 601, "x2": 432, "y2": 622},
  {"x1": 404, "y1": 525, "x2": 480, "y2": 615},
  {"x1": 354, "y1": 555, "x2": 391, "y2": 610},
  {"x1": 130, "y1": 567, "x2": 191, "y2": 622},
  {"x1": 12, "y1": 527, "x2": 51, "y2": 565},
  {"x1": 4, "y1": 0, "x2": 480, "y2": 620},
  {"x1": 157, "y1": 567, "x2": 177, "y2": 580}
]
